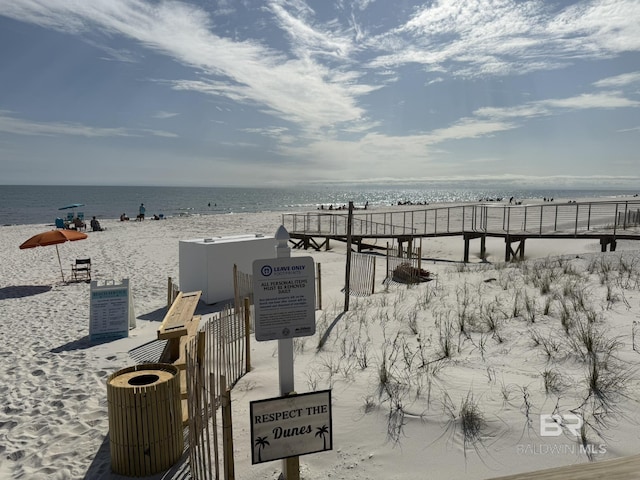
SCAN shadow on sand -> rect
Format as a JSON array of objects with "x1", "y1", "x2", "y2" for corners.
[
  {"x1": 50, "y1": 335, "x2": 115, "y2": 353},
  {"x1": 83, "y1": 434, "x2": 191, "y2": 480},
  {"x1": 0, "y1": 285, "x2": 52, "y2": 300}
]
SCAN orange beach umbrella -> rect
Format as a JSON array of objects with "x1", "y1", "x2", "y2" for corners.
[{"x1": 20, "y1": 229, "x2": 88, "y2": 282}]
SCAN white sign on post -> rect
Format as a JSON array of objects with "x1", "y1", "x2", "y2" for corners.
[
  {"x1": 89, "y1": 279, "x2": 135, "y2": 342},
  {"x1": 250, "y1": 390, "x2": 332, "y2": 464},
  {"x1": 253, "y1": 256, "x2": 316, "y2": 342}
]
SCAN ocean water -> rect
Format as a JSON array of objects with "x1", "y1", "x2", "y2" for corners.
[{"x1": 1, "y1": 184, "x2": 637, "y2": 226}]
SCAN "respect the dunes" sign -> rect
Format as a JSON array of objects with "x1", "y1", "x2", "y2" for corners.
[{"x1": 250, "y1": 390, "x2": 332, "y2": 464}]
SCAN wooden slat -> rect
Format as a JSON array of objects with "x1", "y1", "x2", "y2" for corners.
[
  {"x1": 158, "y1": 291, "x2": 201, "y2": 340},
  {"x1": 174, "y1": 315, "x2": 201, "y2": 369},
  {"x1": 107, "y1": 365, "x2": 184, "y2": 477}
]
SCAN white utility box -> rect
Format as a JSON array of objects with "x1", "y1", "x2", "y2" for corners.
[{"x1": 179, "y1": 234, "x2": 276, "y2": 304}]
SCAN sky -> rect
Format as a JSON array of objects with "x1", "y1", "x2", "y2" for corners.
[{"x1": 0, "y1": 0, "x2": 639, "y2": 188}]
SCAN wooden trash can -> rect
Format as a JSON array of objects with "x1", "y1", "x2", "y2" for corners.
[{"x1": 107, "y1": 363, "x2": 183, "y2": 476}]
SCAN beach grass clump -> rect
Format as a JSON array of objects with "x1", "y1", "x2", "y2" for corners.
[
  {"x1": 478, "y1": 296, "x2": 508, "y2": 342},
  {"x1": 406, "y1": 308, "x2": 420, "y2": 335},
  {"x1": 440, "y1": 391, "x2": 488, "y2": 458},
  {"x1": 530, "y1": 329, "x2": 562, "y2": 360},
  {"x1": 524, "y1": 258, "x2": 562, "y2": 294},
  {"x1": 497, "y1": 267, "x2": 522, "y2": 291},
  {"x1": 377, "y1": 340, "x2": 400, "y2": 400},
  {"x1": 453, "y1": 283, "x2": 475, "y2": 336},
  {"x1": 570, "y1": 318, "x2": 621, "y2": 366},
  {"x1": 435, "y1": 314, "x2": 456, "y2": 359},
  {"x1": 583, "y1": 355, "x2": 632, "y2": 414},
  {"x1": 541, "y1": 369, "x2": 564, "y2": 395},
  {"x1": 558, "y1": 298, "x2": 575, "y2": 334},
  {"x1": 460, "y1": 392, "x2": 486, "y2": 448},
  {"x1": 522, "y1": 291, "x2": 537, "y2": 323},
  {"x1": 542, "y1": 294, "x2": 554, "y2": 316},
  {"x1": 416, "y1": 283, "x2": 437, "y2": 309},
  {"x1": 510, "y1": 289, "x2": 523, "y2": 319},
  {"x1": 355, "y1": 337, "x2": 371, "y2": 370}
]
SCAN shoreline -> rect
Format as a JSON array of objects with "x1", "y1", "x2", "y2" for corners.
[
  {"x1": 1, "y1": 208, "x2": 640, "y2": 479},
  {"x1": 4, "y1": 193, "x2": 640, "y2": 228}
]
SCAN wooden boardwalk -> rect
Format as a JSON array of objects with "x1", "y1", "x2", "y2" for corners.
[
  {"x1": 282, "y1": 200, "x2": 640, "y2": 261},
  {"x1": 488, "y1": 453, "x2": 640, "y2": 479}
]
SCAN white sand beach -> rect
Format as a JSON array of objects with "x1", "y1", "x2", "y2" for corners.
[{"x1": 2, "y1": 201, "x2": 640, "y2": 480}]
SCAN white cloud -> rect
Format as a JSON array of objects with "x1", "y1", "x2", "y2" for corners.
[
  {"x1": 541, "y1": 91, "x2": 640, "y2": 110},
  {"x1": 1, "y1": 0, "x2": 639, "y2": 186},
  {"x1": 0, "y1": 0, "x2": 375, "y2": 135},
  {"x1": 368, "y1": 0, "x2": 640, "y2": 78},
  {"x1": 594, "y1": 71, "x2": 640, "y2": 88},
  {"x1": 0, "y1": 111, "x2": 175, "y2": 138},
  {"x1": 153, "y1": 111, "x2": 180, "y2": 119},
  {"x1": 268, "y1": 0, "x2": 356, "y2": 60}
]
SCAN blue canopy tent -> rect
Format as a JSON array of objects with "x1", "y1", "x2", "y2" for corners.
[
  {"x1": 58, "y1": 203, "x2": 85, "y2": 212},
  {"x1": 57, "y1": 203, "x2": 85, "y2": 226},
  {"x1": 58, "y1": 203, "x2": 84, "y2": 217}
]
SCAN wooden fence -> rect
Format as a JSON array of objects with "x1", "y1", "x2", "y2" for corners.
[
  {"x1": 167, "y1": 276, "x2": 180, "y2": 309},
  {"x1": 184, "y1": 260, "x2": 325, "y2": 479},
  {"x1": 348, "y1": 252, "x2": 376, "y2": 296},
  {"x1": 233, "y1": 265, "x2": 254, "y2": 315},
  {"x1": 185, "y1": 301, "x2": 251, "y2": 480},
  {"x1": 385, "y1": 242, "x2": 423, "y2": 285}
]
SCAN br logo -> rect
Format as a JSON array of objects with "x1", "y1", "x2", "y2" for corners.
[{"x1": 539, "y1": 413, "x2": 583, "y2": 437}]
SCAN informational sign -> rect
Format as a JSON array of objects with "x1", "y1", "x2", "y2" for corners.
[
  {"x1": 250, "y1": 390, "x2": 332, "y2": 464},
  {"x1": 252, "y1": 256, "x2": 316, "y2": 341},
  {"x1": 89, "y1": 279, "x2": 135, "y2": 342}
]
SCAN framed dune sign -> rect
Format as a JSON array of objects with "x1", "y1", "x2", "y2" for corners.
[{"x1": 250, "y1": 390, "x2": 332, "y2": 464}]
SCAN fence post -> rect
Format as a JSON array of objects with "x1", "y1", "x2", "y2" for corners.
[
  {"x1": 317, "y1": 263, "x2": 322, "y2": 311},
  {"x1": 344, "y1": 201, "x2": 354, "y2": 312},
  {"x1": 371, "y1": 257, "x2": 376, "y2": 295},
  {"x1": 220, "y1": 374, "x2": 234, "y2": 480},
  {"x1": 244, "y1": 297, "x2": 251, "y2": 372}
]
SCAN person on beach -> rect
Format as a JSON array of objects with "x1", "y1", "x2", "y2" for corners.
[
  {"x1": 72, "y1": 217, "x2": 86, "y2": 230},
  {"x1": 120, "y1": 213, "x2": 129, "y2": 221},
  {"x1": 138, "y1": 203, "x2": 146, "y2": 221},
  {"x1": 90, "y1": 216, "x2": 103, "y2": 231}
]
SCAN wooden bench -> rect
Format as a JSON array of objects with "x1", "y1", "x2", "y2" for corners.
[{"x1": 157, "y1": 290, "x2": 201, "y2": 424}]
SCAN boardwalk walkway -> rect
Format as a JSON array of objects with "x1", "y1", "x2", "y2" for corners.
[
  {"x1": 487, "y1": 453, "x2": 640, "y2": 479},
  {"x1": 282, "y1": 200, "x2": 640, "y2": 262}
]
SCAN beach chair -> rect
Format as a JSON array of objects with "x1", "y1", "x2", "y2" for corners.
[
  {"x1": 55, "y1": 218, "x2": 65, "y2": 229},
  {"x1": 71, "y1": 258, "x2": 91, "y2": 282},
  {"x1": 66, "y1": 212, "x2": 74, "y2": 222}
]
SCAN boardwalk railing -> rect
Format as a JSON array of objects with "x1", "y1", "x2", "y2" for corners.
[{"x1": 282, "y1": 200, "x2": 640, "y2": 239}]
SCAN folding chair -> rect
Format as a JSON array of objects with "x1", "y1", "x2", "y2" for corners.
[{"x1": 71, "y1": 258, "x2": 91, "y2": 281}]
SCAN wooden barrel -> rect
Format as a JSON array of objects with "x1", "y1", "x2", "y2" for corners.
[{"x1": 107, "y1": 363, "x2": 183, "y2": 476}]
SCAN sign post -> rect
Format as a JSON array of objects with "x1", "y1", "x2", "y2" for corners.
[{"x1": 252, "y1": 226, "x2": 317, "y2": 479}]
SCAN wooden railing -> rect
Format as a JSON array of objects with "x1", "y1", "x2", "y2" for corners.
[{"x1": 282, "y1": 200, "x2": 640, "y2": 239}]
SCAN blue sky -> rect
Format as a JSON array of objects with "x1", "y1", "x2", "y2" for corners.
[{"x1": 1, "y1": 0, "x2": 639, "y2": 188}]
